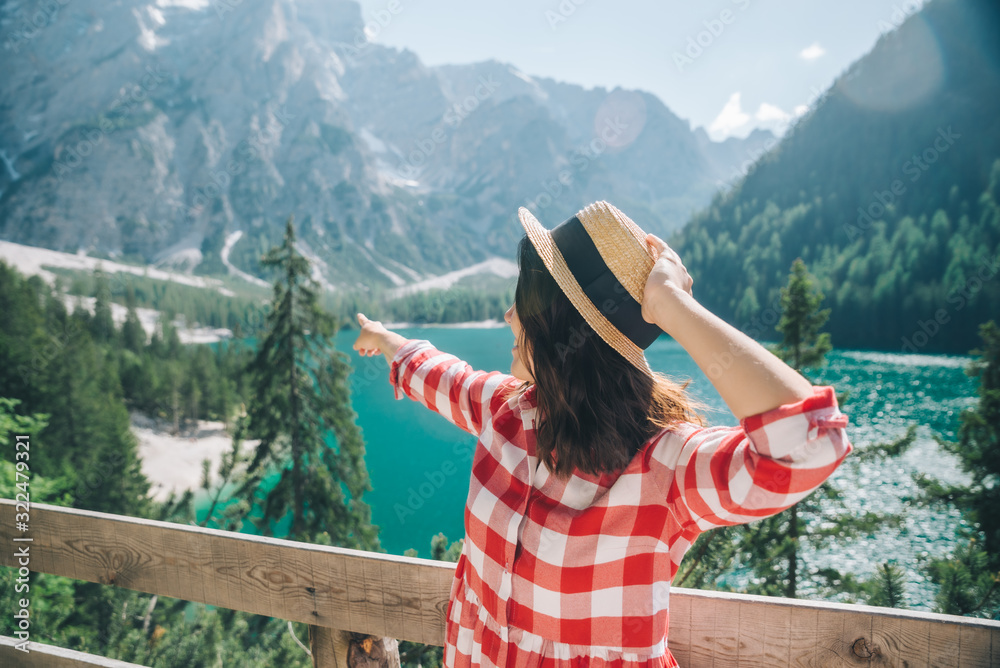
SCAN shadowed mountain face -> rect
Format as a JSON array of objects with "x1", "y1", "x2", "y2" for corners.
[
  {"x1": 0, "y1": 0, "x2": 771, "y2": 288},
  {"x1": 670, "y1": 0, "x2": 1000, "y2": 353}
]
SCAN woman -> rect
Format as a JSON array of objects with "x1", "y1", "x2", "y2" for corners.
[{"x1": 353, "y1": 201, "x2": 852, "y2": 667}]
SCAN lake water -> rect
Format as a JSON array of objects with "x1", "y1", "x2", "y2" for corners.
[
  {"x1": 334, "y1": 327, "x2": 976, "y2": 610},
  {"x1": 196, "y1": 327, "x2": 976, "y2": 610}
]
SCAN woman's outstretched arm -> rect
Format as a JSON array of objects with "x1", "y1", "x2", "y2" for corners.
[
  {"x1": 352, "y1": 313, "x2": 519, "y2": 436},
  {"x1": 352, "y1": 313, "x2": 408, "y2": 363},
  {"x1": 641, "y1": 234, "x2": 815, "y2": 420}
]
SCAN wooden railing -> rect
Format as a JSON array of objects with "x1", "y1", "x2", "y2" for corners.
[{"x1": 1, "y1": 499, "x2": 997, "y2": 667}]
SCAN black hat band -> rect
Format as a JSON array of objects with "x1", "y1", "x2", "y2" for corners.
[{"x1": 549, "y1": 216, "x2": 662, "y2": 350}]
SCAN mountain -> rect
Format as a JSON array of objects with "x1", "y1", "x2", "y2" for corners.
[
  {"x1": 671, "y1": 0, "x2": 1000, "y2": 353},
  {"x1": 0, "y1": 0, "x2": 770, "y2": 292}
]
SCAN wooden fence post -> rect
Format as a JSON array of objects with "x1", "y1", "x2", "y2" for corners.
[
  {"x1": 309, "y1": 626, "x2": 400, "y2": 668},
  {"x1": 308, "y1": 625, "x2": 344, "y2": 668}
]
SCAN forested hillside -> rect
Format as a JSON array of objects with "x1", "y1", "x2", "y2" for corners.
[
  {"x1": 671, "y1": 0, "x2": 1000, "y2": 352},
  {"x1": 0, "y1": 262, "x2": 250, "y2": 513}
]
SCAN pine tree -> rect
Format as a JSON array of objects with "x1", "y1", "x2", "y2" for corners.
[
  {"x1": 122, "y1": 287, "x2": 146, "y2": 353},
  {"x1": 718, "y1": 259, "x2": 911, "y2": 600},
  {"x1": 240, "y1": 216, "x2": 378, "y2": 548},
  {"x1": 758, "y1": 259, "x2": 833, "y2": 598},
  {"x1": 774, "y1": 258, "x2": 832, "y2": 371},
  {"x1": 919, "y1": 320, "x2": 1000, "y2": 617},
  {"x1": 866, "y1": 562, "x2": 909, "y2": 609},
  {"x1": 91, "y1": 269, "x2": 116, "y2": 345}
]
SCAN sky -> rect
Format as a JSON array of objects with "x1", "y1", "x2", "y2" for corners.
[{"x1": 353, "y1": 0, "x2": 928, "y2": 140}]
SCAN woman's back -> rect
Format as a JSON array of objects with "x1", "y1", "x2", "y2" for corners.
[
  {"x1": 355, "y1": 201, "x2": 852, "y2": 667},
  {"x1": 389, "y1": 339, "x2": 850, "y2": 667}
]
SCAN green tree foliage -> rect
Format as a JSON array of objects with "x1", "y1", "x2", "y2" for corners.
[
  {"x1": 671, "y1": 0, "x2": 1000, "y2": 353},
  {"x1": 0, "y1": 577, "x2": 314, "y2": 667},
  {"x1": 865, "y1": 562, "x2": 910, "y2": 609},
  {"x1": 927, "y1": 539, "x2": 997, "y2": 617},
  {"x1": 197, "y1": 420, "x2": 253, "y2": 532},
  {"x1": 0, "y1": 259, "x2": 334, "y2": 664},
  {"x1": 774, "y1": 259, "x2": 832, "y2": 371},
  {"x1": 0, "y1": 398, "x2": 66, "y2": 503},
  {"x1": 240, "y1": 217, "x2": 379, "y2": 548},
  {"x1": 91, "y1": 269, "x2": 116, "y2": 345},
  {"x1": 919, "y1": 321, "x2": 1000, "y2": 617},
  {"x1": 55, "y1": 264, "x2": 270, "y2": 338},
  {"x1": 682, "y1": 261, "x2": 915, "y2": 600},
  {"x1": 941, "y1": 321, "x2": 1000, "y2": 556},
  {"x1": 121, "y1": 287, "x2": 146, "y2": 353},
  {"x1": 755, "y1": 259, "x2": 833, "y2": 598},
  {"x1": 326, "y1": 283, "x2": 515, "y2": 331},
  {"x1": 0, "y1": 263, "x2": 150, "y2": 516}
]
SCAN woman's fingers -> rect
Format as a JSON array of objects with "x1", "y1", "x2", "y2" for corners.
[
  {"x1": 646, "y1": 233, "x2": 683, "y2": 264},
  {"x1": 646, "y1": 233, "x2": 668, "y2": 258},
  {"x1": 354, "y1": 312, "x2": 390, "y2": 357},
  {"x1": 353, "y1": 313, "x2": 370, "y2": 353}
]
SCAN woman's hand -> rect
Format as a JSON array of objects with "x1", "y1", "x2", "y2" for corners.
[
  {"x1": 352, "y1": 313, "x2": 408, "y2": 363},
  {"x1": 641, "y1": 233, "x2": 694, "y2": 329},
  {"x1": 638, "y1": 235, "x2": 813, "y2": 419}
]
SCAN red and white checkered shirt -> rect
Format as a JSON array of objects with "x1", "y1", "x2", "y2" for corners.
[{"x1": 389, "y1": 340, "x2": 852, "y2": 668}]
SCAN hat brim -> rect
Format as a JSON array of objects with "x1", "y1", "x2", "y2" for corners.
[{"x1": 518, "y1": 206, "x2": 654, "y2": 375}]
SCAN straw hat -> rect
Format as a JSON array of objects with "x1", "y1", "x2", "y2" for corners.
[{"x1": 518, "y1": 201, "x2": 663, "y2": 374}]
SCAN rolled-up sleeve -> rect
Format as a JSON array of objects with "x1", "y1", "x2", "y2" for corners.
[
  {"x1": 652, "y1": 385, "x2": 852, "y2": 534},
  {"x1": 389, "y1": 339, "x2": 521, "y2": 436}
]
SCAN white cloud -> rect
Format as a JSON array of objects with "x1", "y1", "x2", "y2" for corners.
[
  {"x1": 708, "y1": 96, "x2": 810, "y2": 140},
  {"x1": 708, "y1": 92, "x2": 750, "y2": 140},
  {"x1": 753, "y1": 102, "x2": 795, "y2": 136},
  {"x1": 800, "y1": 43, "x2": 826, "y2": 60},
  {"x1": 755, "y1": 103, "x2": 790, "y2": 123}
]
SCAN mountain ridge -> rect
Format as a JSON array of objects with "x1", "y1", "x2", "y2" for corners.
[{"x1": 0, "y1": 0, "x2": 771, "y2": 292}]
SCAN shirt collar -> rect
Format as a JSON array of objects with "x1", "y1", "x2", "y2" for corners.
[{"x1": 516, "y1": 383, "x2": 537, "y2": 411}]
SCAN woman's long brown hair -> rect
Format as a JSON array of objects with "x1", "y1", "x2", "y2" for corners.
[{"x1": 514, "y1": 234, "x2": 705, "y2": 476}]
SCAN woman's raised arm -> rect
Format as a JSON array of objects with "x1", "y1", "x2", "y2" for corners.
[{"x1": 641, "y1": 234, "x2": 815, "y2": 421}]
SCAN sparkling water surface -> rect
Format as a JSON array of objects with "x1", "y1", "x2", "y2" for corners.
[
  {"x1": 336, "y1": 328, "x2": 977, "y2": 609},
  {"x1": 208, "y1": 327, "x2": 977, "y2": 610}
]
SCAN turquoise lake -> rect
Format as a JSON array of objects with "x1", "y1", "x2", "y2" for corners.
[
  {"x1": 334, "y1": 326, "x2": 976, "y2": 609},
  {"x1": 198, "y1": 326, "x2": 977, "y2": 610}
]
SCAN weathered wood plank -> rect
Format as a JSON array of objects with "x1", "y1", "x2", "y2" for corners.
[
  {"x1": 396, "y1": 549, "x2": 435, "y2": 643},
  {"x1": 786, "y1": 606, "x2": 817, "y2": 667},
  {"x1": 666, "y1": 588, "x2": 691, "y2": 667},
  {"x1": 309, "y1": 629, "x2": 401, "y2": 668},
  {"x1": 0, "y1": 636, "x2": 146, "y2": 667},
  {"x1": 815, "y1": 607, "x2": 861, "y2": 665},
  {"x1": 671, "y1": 587, "x2": 999, "y2": 667},
  {"x1": 0, "y1": 501, "x2": 453, "y2": 646},
  {"x1": 381, "y1": 561, "x2": 404, "y2": 644},
  {"x1": 927, "y1": 611, "x2": 961, "y2": 667},
  {"x1": 712, "y1": 595, "x2": 741, "y2": 664},
  {"x1": 870, "y1": 615, "x2": 929, "y2": 667},
  {"x1": 760, "y1": 601, "x2": 791, "y2": 667},
  {"x1": 309, "y1": 625, "x2": 344, "y2": 668},
  {"x1": 840, "y1": 605, "x2": 872, "y2": 666},
  {"x1": 687, "y1": 590, "x2": 717, "y2": 666},
  {"x1": 3, "y1": 501, "x2": 999, "y2": 666},
  {"x1": 958, "y1": 623, "x2": 993, "y2": 668},
  {"x1": 736, "y1": 599, "x2": 766, "y2": 668}
]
